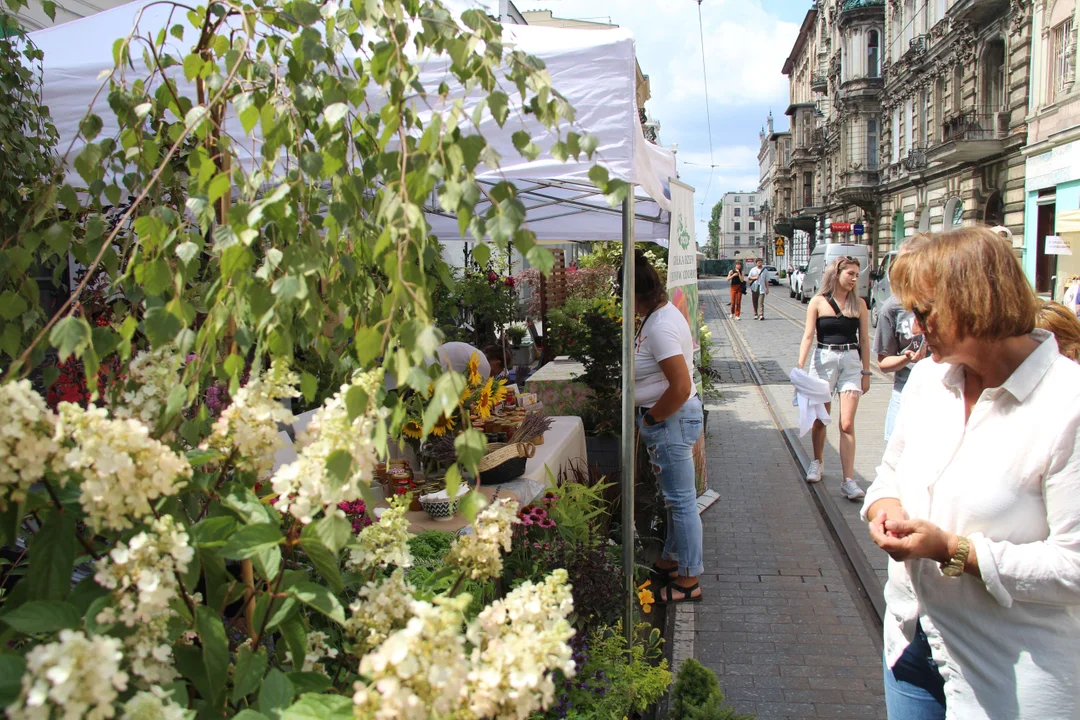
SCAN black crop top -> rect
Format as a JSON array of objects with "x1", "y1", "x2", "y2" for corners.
[{"x1": 816, "y1": 295, "x2": 860, "y2": 345}]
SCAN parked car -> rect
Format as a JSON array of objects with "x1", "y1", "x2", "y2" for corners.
[
  {"x1": 789, "y1": 264, "x2": 807, "y2": 298},
  {"x1": 799, "y1": 243, "x2": 871, "y2": 305},
  {"x1": 764, "y1": 265, "x2": 780, "y2": 285},
  {"x1": 868, "y1": 250, "x2": 898, "y2": 328}
]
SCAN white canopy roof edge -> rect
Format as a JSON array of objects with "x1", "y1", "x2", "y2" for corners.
[{"x1": 29, "y1": 1, "x2": 674, "y2": 241}]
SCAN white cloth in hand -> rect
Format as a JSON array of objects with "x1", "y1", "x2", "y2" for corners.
[{"x1": 790, "y1": 368, "x2": 831, "y2": 437}]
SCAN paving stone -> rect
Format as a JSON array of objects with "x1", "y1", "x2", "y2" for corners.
[{"x1": 690, "y1": 280, "x2": 886, "y2": 720}]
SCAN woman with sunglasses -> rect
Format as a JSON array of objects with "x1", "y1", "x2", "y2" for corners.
[
  {"x1": 862, "y1": 227, "x2": 1080, "y2": 719},
  {"x1": 620, "y1": 249, "x2": 704, "y2": 604},
  {"x1": 797, "y1": 255, "x2": 871, "y2": 501}
]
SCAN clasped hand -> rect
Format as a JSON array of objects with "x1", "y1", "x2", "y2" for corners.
[{"x1": 869, "y1": 506, "x2": 952, "y2": 563}]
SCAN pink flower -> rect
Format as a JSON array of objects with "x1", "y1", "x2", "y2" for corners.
[{"x1": 538, "y1": 518, "x2": 556, "y2": 530}]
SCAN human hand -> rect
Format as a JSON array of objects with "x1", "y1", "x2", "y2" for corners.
[
  {"x1": 872, "y1": 517, "x2": 953, "y2": 563},
  {"x1": 861, "y1": 374, "x2": 871, "y2": 394}
]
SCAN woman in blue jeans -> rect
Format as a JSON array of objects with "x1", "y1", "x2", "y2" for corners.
[{"x1": 625, "y1": 250, "x2": 704, "y2": 603}]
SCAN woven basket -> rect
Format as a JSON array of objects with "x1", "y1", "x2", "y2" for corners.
[{"x1": 478, "y1": 442, "x2": 535, "y2": 485}]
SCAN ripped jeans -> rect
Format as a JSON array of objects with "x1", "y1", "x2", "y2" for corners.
[{"x1": 637, "y1": 395, "x2": 705, "y2": 576}]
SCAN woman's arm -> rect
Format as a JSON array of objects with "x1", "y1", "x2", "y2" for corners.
[
  {"x1": 860, "y1": 299, "x2": 871, "y2": 393},
  {"x1": 647, "y1": 356, "x2": 693, "y2": 422},
  {"x1": 797, "y1": 298, "x2": 819, "y2": 370}
]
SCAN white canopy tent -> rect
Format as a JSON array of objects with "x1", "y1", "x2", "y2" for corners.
[{"x1": 30, "y1": 2, "x2": 669, "y2": 636}]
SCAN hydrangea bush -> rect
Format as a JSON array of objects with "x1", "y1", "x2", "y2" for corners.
[{"x1": 0, "y1": 0, "x2": 633, "y2": 716}]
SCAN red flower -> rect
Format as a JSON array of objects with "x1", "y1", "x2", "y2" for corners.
[
  {"x1": 487, "y1": 271, "x2": 498, "y2": 286},
  {"x1": 504, "y1": 276, "x2": 516, "y2": 288}
]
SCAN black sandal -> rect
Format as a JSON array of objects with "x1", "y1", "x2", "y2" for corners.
[
  {"x1": 658, "y1": 581, "x2": 703, "y2": 604},
  {"x1": 650, "y1": 561, "x2": 678, "y2": 584}
]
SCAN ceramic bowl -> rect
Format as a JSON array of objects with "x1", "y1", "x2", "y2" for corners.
[{"x1": 420, "y1": 491, "x2": 458, "y2": 522}]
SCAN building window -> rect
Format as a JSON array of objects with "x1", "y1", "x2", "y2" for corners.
[
  {"x1": 749, "y1": 222, "x2": 756, "y2": 232},
  {"x1": 734, "y1": 236, "x2": 742, "y2": 245},
  {"x1": 892, "y1": 107, "x2": 901, "y2": 161},
  {"x1": 868, "y1": 29, "x2": 881, "y2": 78},
  {"x1": 803, "y1": 171, "x2": 814, "y2": 207},
  {"x1": 867, "y1": 117, "x2": 879, "y2": 170},
  {"x1": 918, "y1": 89, "x2": 929, "y2": 147},
  {"x1": 734, "y1": 208, "x2": 741, "y2": 216},
  {"x1": 734, "y1": 222, "x2": 741, "y2": 231},
  {"x1": 734, "y1": 196, "x2": 741, "y2": 203},
  {"x1": 981, "y1": 38, "x2": 1006, "y2": 110},
  {"x1": 904, "y1": 98, "x2": 914, "y2": 156},
  {"x1": 1051, "y1": 19, "x2": 1075, "y2": 103},
  {"x1": 934, "y1": 75, "x2": 945, "y2": 142},
  {"x1": 953, "y1": 64, "x2": 964, "y2": 112},
  {"x1": 749, "y1": 196, "x2": 756, "y2": 204},
  {"x1": 749, "y1": 207, "x2": 756, "y2": 217}
]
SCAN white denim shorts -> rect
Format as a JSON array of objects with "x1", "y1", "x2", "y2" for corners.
[{"x1": 808, "y1": 347, "x2": 863, "y2": 396}]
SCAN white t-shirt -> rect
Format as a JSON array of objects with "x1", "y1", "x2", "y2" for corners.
[
  {"x1": 634, "y1": 303, "x2": 697, "y2": 407},
  {"x1": 747, "y1": 266, "x2": 769, "y2": 292},
  {"x1": 431, "y1": 342, "x2": 490, "y2": 378}
]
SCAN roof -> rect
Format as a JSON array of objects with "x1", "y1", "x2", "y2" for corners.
[{"x1": 782, "y1": 7, "x2": 818, "y2": 75}]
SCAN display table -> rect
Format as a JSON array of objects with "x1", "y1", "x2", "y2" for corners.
[
  {"x1": 270, "y1": 415, "x2": 588, "y2": 532},
  {"x1": 524, "y1": 359, "x2": 593, "y2": 416}
]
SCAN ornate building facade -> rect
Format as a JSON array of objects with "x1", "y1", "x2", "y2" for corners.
[{"x1": 758, "y1": 113, "x2": 793, "y2": 265}]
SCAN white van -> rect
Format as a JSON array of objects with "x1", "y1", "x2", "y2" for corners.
[{"x1": 798, "y1": 243, "x2": 871, "y2": 305}]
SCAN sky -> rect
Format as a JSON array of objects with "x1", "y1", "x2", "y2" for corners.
[{"x1": 516, "y1": 0, "x2": 810, "y2": 246}]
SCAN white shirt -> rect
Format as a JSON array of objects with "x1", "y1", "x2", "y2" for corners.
[
  {"x1": 431, "y1": 342, "x2": 490, "y2": 378},
  {"x1": 789, "y1": 368, "x2": 832, "y2": 437},
  {"x1": 634, "y1": 303, "x2": 697, "y2": 407},
  {"x1": 861, "y1": 330, "x2": 1080, "y2": 720},
  {"x1": 748, "y1": 266, "x2": 769, "y2": 292}
]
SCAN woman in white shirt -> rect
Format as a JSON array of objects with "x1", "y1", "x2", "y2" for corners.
[
  {"x1": 862, "y1": 227, "x2": 1080, "y2": 720},
  {"x1": 623, "y1": 250, "x2": 704, "y2": 603}
]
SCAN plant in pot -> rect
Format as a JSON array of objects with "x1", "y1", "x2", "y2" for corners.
[{"x1": 506, "y1": 324, "x2": 527, "y2": 348}]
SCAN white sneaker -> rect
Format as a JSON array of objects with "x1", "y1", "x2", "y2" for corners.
[
  {"x1": 735, "y1": 316, "x2": 741, "y2": 321},
  {"x1": 806, "y1": 459, "x2": 823, "y2": 483},
  {"x1": 840, "y1": 478, "x2": 866, "y2": 500}
]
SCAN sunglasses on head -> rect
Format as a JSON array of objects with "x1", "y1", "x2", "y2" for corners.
[{"x1": 841, "y1": 256, "x2": 860, "y2": 265}]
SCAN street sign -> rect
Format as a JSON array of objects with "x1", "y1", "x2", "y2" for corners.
[
  {"x1": 853, "y1": 223, "x2": 865, "y2": 236},
  {"x1": 774, "y1": 237, "x2": 785, "y2": 256},
  {"x1": 831, "y1": 222, "x2": 852, "y2": 232}
]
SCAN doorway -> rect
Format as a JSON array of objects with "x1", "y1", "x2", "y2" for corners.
[{"x1": 1036, "y1": 200, "x2": 1058, "y2": 295}]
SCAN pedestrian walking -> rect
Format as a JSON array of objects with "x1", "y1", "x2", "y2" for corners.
[
  {"x1": 747, "y1": 259, "x2": 770, "y2": 320},
  {"x1": 797, "y1": 256, "x2": 870, "y2": 500},
  {"x1": 872, "y1": 236, "x2": 929, "y2": 444},
  {"x1": 725, "y1": 261, "x2": 746, "y2": 320},
  {"x1": 1036, "y1": 300, "x2": 1080, "y2": 362},
  {"x1": 863, "y1": 227, "x2": 1080, "y2": 720},
  {"x1": 621, "y1": 249, "x2": 704, "y2": 604}
]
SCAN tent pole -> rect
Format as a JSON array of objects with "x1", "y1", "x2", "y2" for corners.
[{"x1": 621, "y1": 192, "x2": 636, "y2": 649}]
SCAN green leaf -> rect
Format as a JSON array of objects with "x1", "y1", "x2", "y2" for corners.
[
  {"x1": 183, "y1": 54, "x2": 204, "y2": 81},
  {"x1": 344, "y1": 385, "x2": 368, "y2": 422},
  {"x1": 189, "y1": 516, "x2": 237, "y2": 548},
  {"x1": 291, "y1": 0, "x2": 321, "y2": 25},
  {"x1": 26, "y1": 510, "x2": 76, "y2": 602},
  {"x1": 282, "y1": 693, "x2": 353, "y2": 720},
  {"x1": 175, "y1": 645, "x2": 214, "y2": 705},
  {"x1": 176, "y1": 241, "x2": 199, "y2": 266},
  {"x1": 298, "y1": 537, "x2": 343, "y2": 594},
  {"x1": 0, "y1": 600, "x2": 80, "y2": 634},
  {"x1": 0, "y1": 293, "x2": 27, "y2": 321},
  {"x1": 0, "y1": 502, "x2": 22, "y2": 547},
  {"x1": 588, "y1": 164, "x2": 610, "y2": 187},
  {"x1": 221, "y1": 523, "x2": 283, "y2": 560},
  {"x1": 49, "y1": 315, "x2": 92, "y2": 362},
  {"x1": 459, "y1": 490, "x2": 488, "y2": 524},
  {"x1": 488, "y1": 91, "x2": 509, "y2": 127},
  {"x1": 196, "y1": 605, "x2": 230, "y2": 706},
  {"x1": 325, "y1": 450, "x2": 352, "y2": 490},
  {"x1": 285, "y1": 582, "x2": 345, "y2": 625},
  {"x1": 353, "y1": 326, "x2": 381, "y2": 366},
  {"x1": 41, "y1": 0, "x2": 55, "y2": 20},
  {"x1": 259, "y1": 668, "x2": 295, "y2": 720},
  {"x1": 454, "y1": 429, "x2": 487, "y2": 474},
  {"x1": 143, "y1": 306, "x2": 182, "y2": 347},
  {"x1": 232, "y1": 644, "x2": 268, "y2": 702},
  {"x1": 285, "y1": 673, "x2": 333, "y2": 696},
  {"x1": 323, "y1": 103, "x2": 348, "y2": 129},
  {"x1": 526, "y1": 246, "x2": 556, "y2": 275},
  {"x1": 234, "y1": 712, "x2": 271, "y2": 720},
  {"x1": 0, "y1": 656, "x2": 27, "y2": 707},
  {"x1": 79, "y1": 114, "x2": 102, "y2": 141},
  {"x1": 272, "y1": 275, "x2": 306, "y2": 302},
  {"x1": 300, "y1": 372, "x2": 318, "y2": 403},
  {"x1": 602, "y1": 178, "x2": 630, "y2": 207},
  {"x1": 444, "y1": 463, "x2": 462, "y2": 501},
  {"x1": 307, "y1": 514, "x2": 351, "y2": 554},
  {"x1": 165, "y1": 384, "x2": 187, "y2": 420},
  {"x1": 471, "y1": 242, "x2": 491, "y2": 268},
  {"x1": 223, "y1": 487, "x2": 275, "y2": 525}
]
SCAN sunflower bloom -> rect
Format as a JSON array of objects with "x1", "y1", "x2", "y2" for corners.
[
  {"x1": 467, "y1": 352, "x2": 482, "y2": 387},
  {"x1": 491, "y1": 379, "x2": 508, "y2": 407},
  {"x1": 432, "y1": 413, "x2": 457, "y2": 437},
  {"x1": 402, "y1": 421, "x2": 423, "y2": 440},
  {"x1": 475, "y1": 378, "x2": 494, "y2": 420}
]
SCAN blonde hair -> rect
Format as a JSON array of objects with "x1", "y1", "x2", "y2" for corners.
[
  {"x1": 891, "y1": 226, "x2": 1037, "y2": 341},
  {"x1": 1036, "y1": 301, "x2": 1080, "y2": 362},
  {"x1": 817, "y1": 256, "x2": 862, "y2": 317}
]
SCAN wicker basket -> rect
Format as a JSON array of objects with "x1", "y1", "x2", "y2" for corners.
[{"x1": 478, "y1": 442, "x2": 535, "y2": 485}]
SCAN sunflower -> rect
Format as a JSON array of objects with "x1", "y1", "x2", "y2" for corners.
[
  {"x1": 466, "y1": 351, "x2": 482, "y2": 387},
  {"x1": 402, "y1": 420, "x2": 423, "y2": 440},
  {"x1": 474, "y1": 377, "x2": 495, "y2": 419},
  {"x1": 432, "y1": 412, "x2": 457, "y2": 437},
  {"x1": 491, "y1": 379, "x2": 509, "y2": 407}
]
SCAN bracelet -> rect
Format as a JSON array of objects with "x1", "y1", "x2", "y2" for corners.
[{"x1": 860, "y1": 370, "x2": 872, "y2": 376}]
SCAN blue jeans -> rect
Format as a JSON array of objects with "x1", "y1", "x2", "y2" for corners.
[
  {"x1": 884, "y1": 623, "x2": 946, "y2": 720},
  {"x1": 884, "y1": 388, "x2": 903, "y2": 444},
  {"x1": 637, "y1": 395, "x2": 704, "y2": 576}
]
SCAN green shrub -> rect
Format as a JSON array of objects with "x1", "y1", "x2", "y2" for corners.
[{"x1": 671, "y1": 658, "x2": 755, "y2": 720}]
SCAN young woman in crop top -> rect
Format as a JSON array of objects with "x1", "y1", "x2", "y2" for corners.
[
  {"x1": 797, "y1": 256, "x2": 871, "y2": 501},
  {"x1": 726, "y1": 261, "x2": 746, "y2": 320}
]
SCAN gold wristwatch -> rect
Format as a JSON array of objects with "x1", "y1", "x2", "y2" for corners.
[{"x1": 940, "y1": 536, "x2": 970, "y2": 578}]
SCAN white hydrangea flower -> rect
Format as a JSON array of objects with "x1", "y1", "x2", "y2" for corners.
[
  {"x1": 57, "y1": 403, "x2": 191, "y2": 532},
  {"x1": 346, "y1": 496, "x2": 413, "y2": 572},
  {"x1": 8, "y1": 629, "x2": 129, "y2": 720},
  {"x1": 0, "y1": 380, "x2": 62, "y2": 510},
  {"x1": 120, "y1": 687, "x2": 192, "y2": 720},
  {"x1": 444, "y1": 498, "x2": 520, "y2": 580},
  {"x1": 284, "y1": 630, "x2": 339, "y2": 676},
  {"x1": 464, "y1": 569, "x2": 577, "y2": 719},
  {"x1": 345, "y1": 569, "x2": 417, "y2": 654},
  {"x1": 204, "y1": 359, "x2": 299, "y2": 479},
  {"x1": 93, "y1": 516, "x2": 193, "y2": 685},
  {"x1": 352, "y1": 596, "x2": 471, "y2": 720},
  {"x1": 270, "y1": 371, "x2": 382, "y2": 524},
  {"x1": 113, "y1": 346, "x2": 183, "y2": 428}
]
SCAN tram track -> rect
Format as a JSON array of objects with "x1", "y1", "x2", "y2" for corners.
[{"x1": 705, "y1": 285, "x2": 886, "y2": 632}]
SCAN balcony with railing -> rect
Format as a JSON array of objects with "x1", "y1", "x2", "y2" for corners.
[
  {"x1": 902, "y1": 147, "x2": 928, "y2": 172},
  {"x1": 928, "y1": 106, "x2": 1011, "y2": 162},
  {"x1": 811, "y1": 71, "x2": 829, "y2": 93}
]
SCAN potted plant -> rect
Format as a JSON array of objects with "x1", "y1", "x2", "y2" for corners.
[{"x1": 506, "y1": 324, "x2": 527, "y2": 348}]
